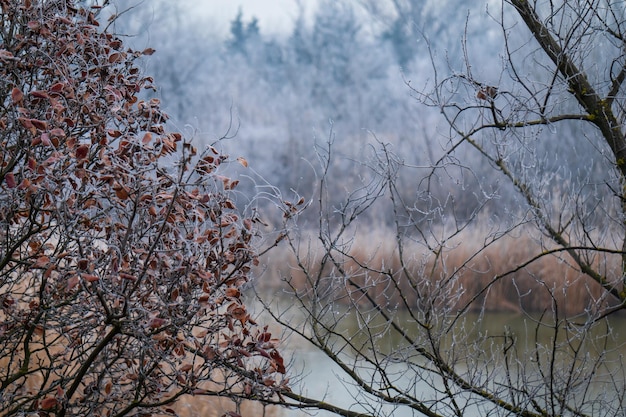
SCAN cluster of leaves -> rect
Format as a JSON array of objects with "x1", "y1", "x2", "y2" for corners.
[{"x1": 0, "y1": 1, "x2": 286, "y2": 416}]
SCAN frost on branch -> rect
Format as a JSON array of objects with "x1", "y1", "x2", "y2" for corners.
[{"x1": 0, "y1": 1, "x2": 286, "y2": 416}]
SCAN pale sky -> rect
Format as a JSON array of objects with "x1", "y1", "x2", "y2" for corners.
[{"x1": 194, "y1": 0, "x2": 318, "y2": 38}]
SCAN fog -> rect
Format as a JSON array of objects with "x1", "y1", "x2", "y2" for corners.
[{"x1": 109, "y1": 0, "x2": 612, "y2": 228}]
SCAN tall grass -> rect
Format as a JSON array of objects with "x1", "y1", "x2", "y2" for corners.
[{"x1": 257, "y1": 225, "x2": 621, "y2": 317}]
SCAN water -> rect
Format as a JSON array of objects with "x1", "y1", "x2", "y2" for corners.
[
  {"x1": 271, "y1": 307, "x2": 626, "y2": 417},
  {"x1": 174, "y1": 301, "x2": 626, "y2": 417}
]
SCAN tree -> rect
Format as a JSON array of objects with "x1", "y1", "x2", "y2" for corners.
[
  {"x1": 227, "y1": 8, "x2": 261, "y2": 57},
  {"x1": 0, "y1": 2, "x2": 286, "y2": 416},
  {"x1": 256, "y1": 1, "x2": 626, "y2": 416}
]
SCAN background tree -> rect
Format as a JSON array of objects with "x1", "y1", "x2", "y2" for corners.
[
  {"x1": 255, "y1": 0, "x2": 626, "y2": 416},
  {"x1": 0, "y1": 2, "x2": 286, "y2": 416}
]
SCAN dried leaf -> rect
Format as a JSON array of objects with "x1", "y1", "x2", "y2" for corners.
[
  {"x1": 225, "y1": 287, "x2": 240, "y2": 298},
  {"x1": 49, "y1": 127, "x2": 65, "y2": 137},
  {"x1": 40, "y1": 397, "x2": 57, "y2": 410},
  {"x1": 104, "y1": 380, "x2": 112, "y2": 395},
  {"x1": 76, "y1": 144, "x2": 89, "y2": 160},
  {"x1": 4, "y1": 172, "x2": 16, "y2": 188},
  {"x1": 35, "y1": 256, "x2": 50, "y2": 268},
  {"x1": 11, "y1": 87, "x2": 24, "y2": 104},
  {"x1": 148, "y1": 317, "x2": 167, "y2": 329},
  {"x1": 67, "y1": 275, "x2": 80, "y2": 290},
  {"x1": 30, "y1": 119, "x2": 48, "y2": 130},
  {"x1": 82, "y1": 274, "x2": 99, "y2": 283},
  {"x1": 142, "y1": 132, "x2": 152, "y2": 144},
  {"x1": 0, "y1": 49, "x2": 15, "y2": 60},
  {"x1": 108, "y1": 52, "x2": 123, "y2": 63},
  {"x1": 119, "y1": 272, "x2": 136, "y2": 281},
  {"x1": 237, "y1": 156, "x2": 248, "y2": 168}
]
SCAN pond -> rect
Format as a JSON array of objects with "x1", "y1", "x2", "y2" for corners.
[{"x1": 175, "y1": 299, "x2": 626, "y2": 417}]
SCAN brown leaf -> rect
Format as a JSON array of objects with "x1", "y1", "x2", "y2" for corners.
[
  {"x1": 477, "y1": 86, "x2": 498, "y2": 100},
  {"x1": 40, "y1": 132, "x2": 51, "y2": 146},
  {"x1": 119, "y1": 272, "x2": 136, "y2": 281},
  {"x1": 228, "y1": 304, "x2": 248, "y2": 322},
  {"x1": 76, "y1": 144, "x2": 89, "y2": 160},
  {"x1": 237, "y1": 156, "x2": 248, "y2": 168},
  {"x1": 4, "y1": 172, "x2": 16, "y2": 188},
  {"x1": 30, "y1": 119, "x2": 47, "y2": 130},
  {"x1": 49, "y1": 128, "x2": 65, "y2": 137},
  {"x1": 108, "y1": 52, "x2": 123, "y2": 63},
  {"x1": 225, "y1": 287, "x2": 240, "y2": 298},
  {"x1": 148, "y1": 317, "x2": 167, "y2": 329},
  {"x1": 0, "y1": 49, "x2": 15, "y2": 60},
  {"x1": 82, "y1": 274, "x2": 99, "y2": 283},
  {"x1": 35, "y1": 256, "x2": 50, "y2": 268},
  {"x1": 115, "y1": 186, "x2": 129, "y2": 200},
  {"x1": 142, "y1": 132, "x2": 152, "y2": 144},
  {"x1": 17, "y1": 115, "x2": 32, "y2": 125},
  {"x1": 78, "y1": 259, "x2": 89, "y2": 270},
  {"x1": 11, "y1": 87, "x2": 24, "y2": 104},
  {"x1": 49, "y1": 82, "x2": 64, "y2": 93},
  {"x1": 67, "y1": 275, "x2": 80, "y2": 290},
  {"x1": 30, "y1": 90, "x2": 49, "y2": 99},
  {"x1": 270, "y1": 350, "x2": 286, "y2": 373},
  {"x1": 40, "y1": 397, "x2": 57, "y2": 410}
]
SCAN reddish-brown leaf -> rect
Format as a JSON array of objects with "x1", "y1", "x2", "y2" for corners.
[
  {"x1": 40, "y1": 132, "x2": 51, "y2": 146},
  {"x1": 78, "y1": 259, "x2": 89, "y2": 270},
  {"x1": 237, "y1": 156, "x2": 248, "y2": 168},
  {"x1": 225, "y1": 287, "x2": 240, "y2": 298},
  {"x1": 35, "y1": 256, "x2": 50, "y2": 268},
  {"x1": 270, "y1": 350, "x2": 286, "y2": 373},
  {"x1": 229, "y1": 305, "x2": 248, "y2": 322},
  {"x1": 119, "y1": 272, "x2": 136, "y2": 281},
  {"x1": 142, "y1": 132, "x2": 152, "y2": 144},
  {"x1": 75, "y1": 144, "x2": 89, "y2": 160},
  {"x1": 49, "y1": 82, "x2": 64, "y2": 93},
  {"x1": 67, "y1": 275, "x2": 80, "y2": 291},
  {"x1": 0, "y1": 49, "x2": 15, "y2": 60},
  {"x1": 4, "y1": 172, "x2": 16, "y2": 188},
  {"x1": 82, "y1": 274, "x2": 99, "y2": 283},
  {"x1": 104, "y1": 380, "x2": 112, "y2": 395},
  {"x1": 39, "y1": 397, "x2": 57, "y2": 410},
  {"x1": 49, "y1": 128, "x2": 65, "y2": 137},
  {"x1": 11, "y1": 87, "x2": 24, "y2": 104},
  {"x1": 30, "y1": 90, "x2": 49, "y2": 99},
  {"x1": 108, "y1": 52, "x2": 123, "y2": 63},
  {"x1": 148, "y1": 317, "x2": 167, "y2": 329},
  {"x1": 31, "y1": 119, "x2": 47, "y2": 130}
]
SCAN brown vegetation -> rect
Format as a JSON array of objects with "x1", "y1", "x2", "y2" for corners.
[{"x1": 259, "y1": 225, "x2": 620, "y2": 317}]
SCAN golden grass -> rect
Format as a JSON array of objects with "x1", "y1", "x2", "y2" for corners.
[{"x1": 257, "y1": 225, "x2": 621, "y2": 316}]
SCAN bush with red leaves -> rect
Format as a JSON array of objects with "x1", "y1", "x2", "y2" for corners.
[{"x1": 0, "y1": 1, "x2": 287, "y2": 416}]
